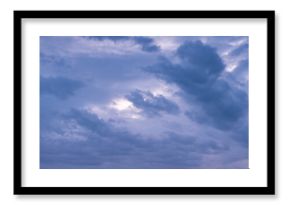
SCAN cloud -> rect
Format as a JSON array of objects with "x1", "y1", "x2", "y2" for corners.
[
  {"x1": 133, "y1": 37, "x2": 160, "y2": 52},
  {"x1": 145, "y1": 41, "x2": 224, "y2": 87},
  {"x1": 145, "y1": 40, "x2": 248, "y2": 130},
  {"x1": 126, "y1": 89, "x2": 180, "y2": 117},
  {"x1": 40, "y1": 52, "x2": 67, "y2": 67},
  {"x1": 226, "y1": 59, "x2": 249, "y2": 90},
  {"x1": 229, "y1": 43, "x2": 249, "y2": 57},
  {"x1": 84, "y1": 36, "x2": 160, "y2": 53},
  {"x1": 85, "y1": 36, "x2": 130, "y2": 41},
  {"x1": 41, "y1": 108, "x2": 232, "y2": 169},
  {"x1": 40, "y1": 36, "x2": 249, "y2": 169},
  {"x1": 40, "y1": 76, "x2": 84, "y2": 100},
  {"x1": 41, "y1": 36, "x2": 142, "y2": 57}
]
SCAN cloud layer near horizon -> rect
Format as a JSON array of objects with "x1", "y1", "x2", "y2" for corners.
[{"x1": 40, "y1": 36, "x2": 249, "y2": 169}]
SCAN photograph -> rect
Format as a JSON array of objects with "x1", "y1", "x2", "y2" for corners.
[
  {"x1": 40, "y1": 36, "x2": 249, "y2": 169},
  {"x1": 14, "y1": 10, "x2": 274, "y2": 195}
]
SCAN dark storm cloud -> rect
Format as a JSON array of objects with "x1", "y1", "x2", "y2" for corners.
[
  {"x1": 145, "y1": 41, "x2": 224, "y2": 87},
  {"x1": 145, "y1": 40, "x2": 248, "y2": 130},
  {"x1": 83, "y1": 36, "x2": 160, "y2": 52},
  {"x1": 40, "y1": 109, "x2": 229, "y2": 169},
  {"x1": 40, "y1": 76, "x2": 84, "y2": 100},
  {"x1": 126, "y1": 90, "x2": 180, "y2": 117}
]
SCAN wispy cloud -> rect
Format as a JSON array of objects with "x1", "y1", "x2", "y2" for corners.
[{"x1": 84, "y1": 36, "x2": 160, "y2": 53}]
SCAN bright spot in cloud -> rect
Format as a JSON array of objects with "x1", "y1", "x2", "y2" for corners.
[
  {"x1": 110, "y1": 98, "x2": 134, "y2": 111},
  {"x1": 151, "y1": 85, "x2": 174, "y2": 98},
  {"x1": 153, "y1": 37, "x2": 179, "y2": 52},
  {"x1": 109, "y1": 98, "x2": 142, "y2": 120},
  {"x1": 84, "y1": 104, "x2": 107, "y2": 118}
]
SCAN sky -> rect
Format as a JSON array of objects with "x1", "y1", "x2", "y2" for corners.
[{"x1": 40, "y1": 36, "x2": 249, "y2": 169}]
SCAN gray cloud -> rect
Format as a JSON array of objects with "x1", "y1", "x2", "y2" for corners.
[
  {"x1": 40, "y1": 76, "x2": 84, "y2": 100},
  {"x1": 126, "y1": 89, "x2": 180, "y2": 117},
  {"x1": 145, "y1": 40, "x2": 248, "y2": 131},
  {"x1": 40, "y1": 37, "x2": 249, "y2": 169},
  {"x1": 41, "y1": 109, "x2": 231, "y2": 169},
  {"x1": 84, "y1": 36, "x2": 160, "y2": 53}
]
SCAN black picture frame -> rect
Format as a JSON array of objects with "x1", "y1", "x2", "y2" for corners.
[{"x1": 14, "y1": 10, "x2": 275, "y2": 195}]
